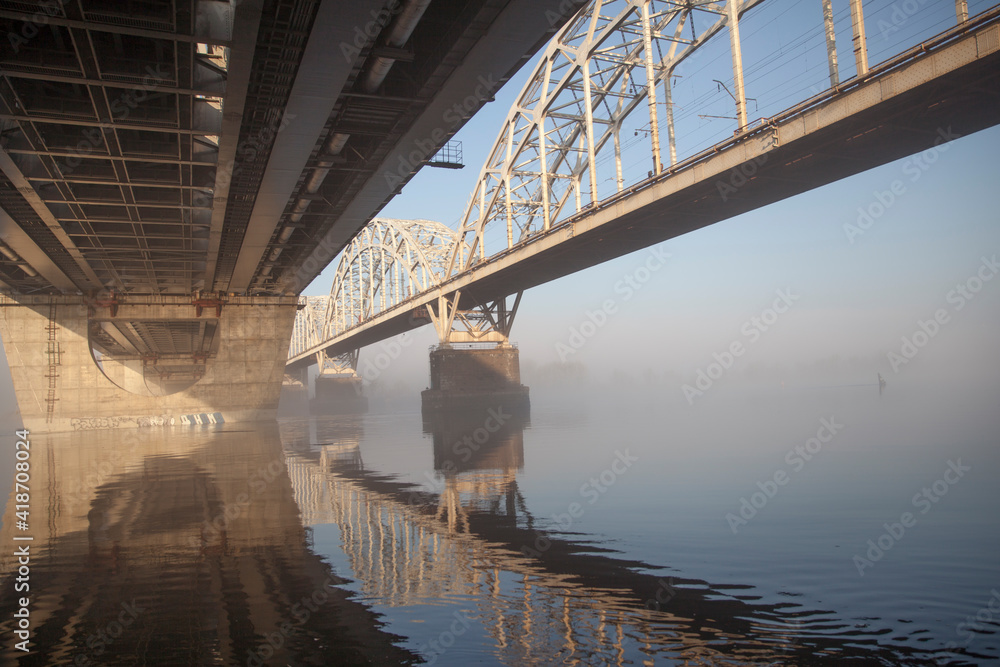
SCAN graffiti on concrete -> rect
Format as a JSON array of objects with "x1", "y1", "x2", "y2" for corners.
[
  {"x1": 69, "y1": 412, "x2": 224, "y2": 430},
  {"x1": 179, "y1": 412, "x2": 225, "y2": 425},
  {"x1": 70, "y1": 415, "x2": 174, "y2": 430}
]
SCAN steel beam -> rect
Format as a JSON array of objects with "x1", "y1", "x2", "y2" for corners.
[
  {"x1": 0, "y1": 147, "x2": 102, "y2": 290},
  {"x1": 202, "y1": 0, "x2": 260, "y2": 291},
  {"x1": 0, "y1": 71, "x2": 222, "y2": 98},
  {"x1": 0, "y1": 10, "x2": 232, "y2": 46},
  {"x1": 223, "y1": 0, "x2": 385, "y2": 293},
  {"x1": 0, "y1": 113, "x2": 217, "y2": 136},
  {"x1": 0, "y1": 206, "x2": 76, "y2": 291},
  {"x1": 4, "y1": 150, "x2": 216, "y2": 167},
  {"x1": 850, "y1": 0, "x2": 869, "y2": 77}
]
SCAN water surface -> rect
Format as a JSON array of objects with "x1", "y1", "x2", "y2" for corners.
[{"x1": 0, "y1": 375, "x2": 997, "y2": 665}]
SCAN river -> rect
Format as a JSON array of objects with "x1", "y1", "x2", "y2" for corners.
[{"x1": 0, "y1": 374, "x2": 997, "y2": 665}]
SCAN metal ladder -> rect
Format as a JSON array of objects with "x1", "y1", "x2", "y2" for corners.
[{"x1": 44, "y1": 302, "x2": 60, "y2": 423}]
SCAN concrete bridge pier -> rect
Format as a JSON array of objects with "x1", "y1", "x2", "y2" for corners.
[
  {"x1": 0, "y1": 294, "x2": 298, "y2": 433},
  {"x1": 421, "y1": 293, "x2": 530, "y2": 415},
  {"x1": 421, "y1": 345, "x2": 530, "y2": 414},
  {"x1": 311, "y1": 373, "x2": 368, "y2": 415},
  {"x1": 278, "y1": 367, "x2": 310, "y2": 417}
]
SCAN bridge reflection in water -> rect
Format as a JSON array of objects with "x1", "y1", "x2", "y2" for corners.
[
  {"x1": 279, "y1": 413, "x2": 927, "y2": 666},
  {"x1": 0, "y1": 425, "x2": 416, "y2": 666},
  {"x1": 0, "y1": 415, "x2": 944, "y2": 665}
]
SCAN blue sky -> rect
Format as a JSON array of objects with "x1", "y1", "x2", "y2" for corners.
[{"x1": 303, "y1": 0, "x2": 1000, "y2": 389}]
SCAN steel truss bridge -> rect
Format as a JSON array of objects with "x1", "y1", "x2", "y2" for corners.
[{"x1": 287, "y1": 0, "x2": 1000, "y2": 373}]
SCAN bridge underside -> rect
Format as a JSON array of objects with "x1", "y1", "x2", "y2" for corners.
[
  {"x1": 288, "y1": 17, "x2": 1000, "y2": 370},
  {"x1": 0, "y1": 0, "x2": 580, "y2": 298}
]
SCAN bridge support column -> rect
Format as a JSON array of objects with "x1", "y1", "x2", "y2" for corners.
[
  {"x1": 421, "y1": 345, "x2": 529, "y2": 414},
  {"x1": 0, "y1": 294, "x2": 298, "y2": 433},
  {"x1": 278, "y1": 367, "x2": 310, "y2": 417},
  {"x1": 311, "y1": 374, "x2": 368, "y2": 415},
  {"x1": 421, "y1": 292, "x2": 529, "y2": 414}
]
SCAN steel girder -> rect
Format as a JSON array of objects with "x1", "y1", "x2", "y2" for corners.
[{"x1": 0, "y1": 0, "x2": 246, "y2": 295}]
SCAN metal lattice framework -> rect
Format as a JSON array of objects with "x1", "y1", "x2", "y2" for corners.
[
  {"x1": 0, "y1": 0, "x2": 327, "y2": 295},
  {"x1": 288, "y1": 218, "x2": 468, "y2": 364},
  {"x1": 289, "y1": 295, "x2": 330, "y2": 365},
  {"x1": 445, "y1": 0, "x2": 764, "y2": 276}
]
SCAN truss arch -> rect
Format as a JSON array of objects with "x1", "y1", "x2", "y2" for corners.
[
  {"x1": 287, "y1": 218, "x2": 470, "y2": 362},
  {"x1": 446, "y1": 0, "x2": 763, "y2": 276}
]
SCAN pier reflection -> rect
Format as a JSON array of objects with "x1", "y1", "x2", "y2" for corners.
[
  {"x1": 279, "y1": 411, "x2": 923, "y2": 666},
  {"x1": 0, "y1": 424, "x2": 415, "y2": 666},
  {"x1": 425, "y1": 408, "x2": 526, "y2": 534}
]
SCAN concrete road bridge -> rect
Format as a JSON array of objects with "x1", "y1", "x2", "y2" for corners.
[{"x1": 1, "y1": 0, "x2": 998, "y2": 430}]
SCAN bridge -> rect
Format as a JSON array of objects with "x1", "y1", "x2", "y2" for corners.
[
  {"x1": 286, "y1": 0, "x2": 1000, "y2": 410},
  {"x1": 2, "y1": 0, "x2": 999, "y2": 430},
  {"x1": 0, "y1": 0, "x2": 587, "y2": 431}
]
